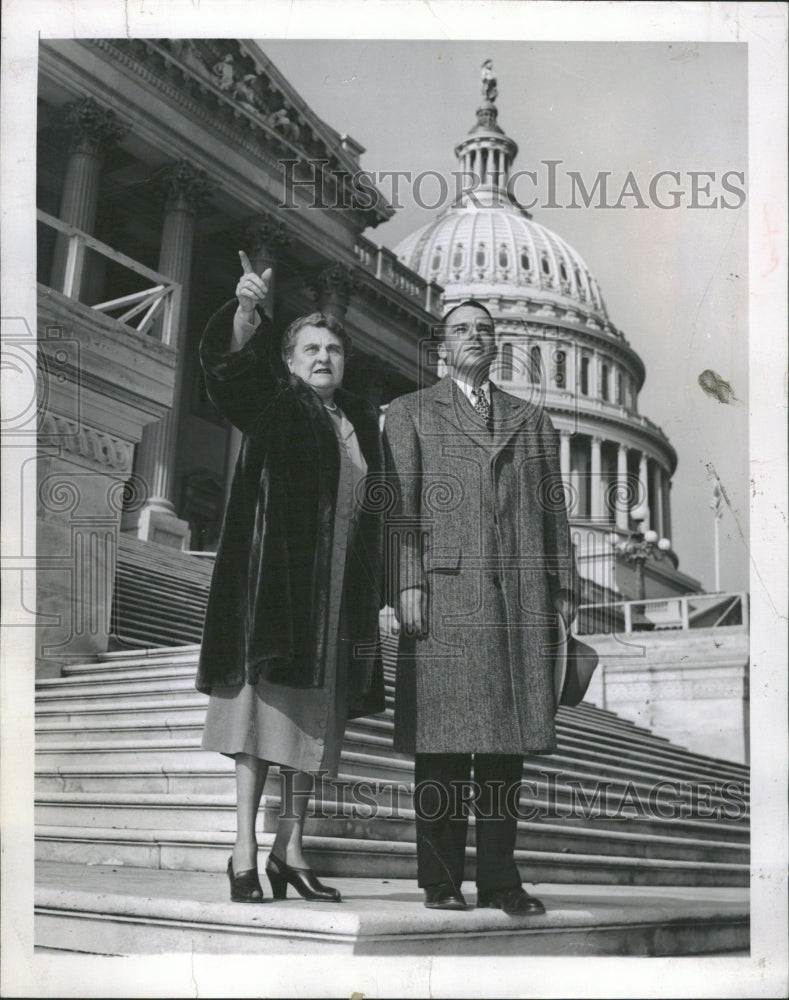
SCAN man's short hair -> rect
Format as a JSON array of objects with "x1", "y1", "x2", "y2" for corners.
[
  {"x1": 435, "y1": 299, "x2": 495, "y2": 339},
  {"x1": 280, "y1": 312, "x2": 354, "y2": 362}
]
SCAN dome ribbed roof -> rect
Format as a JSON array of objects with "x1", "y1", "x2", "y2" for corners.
[
  {"x1": 394, "y1": 202, "x2": 608, "y2": 322},
  {"x1": 393, "y1": 62, "x2": 608, "y2": 323}
]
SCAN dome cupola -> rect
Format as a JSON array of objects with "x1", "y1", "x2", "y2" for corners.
[{"x1": 394, "y1": 61, "x2": 609, "y2": 325}]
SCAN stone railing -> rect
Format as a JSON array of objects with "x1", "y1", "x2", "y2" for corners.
[
  {"x1": 577, "y1": 591, "x2": 749, "y2": 635},
  {"x1": 38, "y1": 209, "x2": 182, "y2": 346},
  {"x1": 354, "y1": 235, "x2": 442, "y2": 314}
]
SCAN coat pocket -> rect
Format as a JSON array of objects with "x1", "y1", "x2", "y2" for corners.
[{"x1": 424, "y1": 547, "x2": 462, "y2": 573}]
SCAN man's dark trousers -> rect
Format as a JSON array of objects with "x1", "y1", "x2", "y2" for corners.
[{"x1": 414, "y1": 752, "x2": 524, "y2": 893}]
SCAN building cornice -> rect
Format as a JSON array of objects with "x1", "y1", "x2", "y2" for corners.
[{"x1": 89, "y1": 39, "x2": 391, "y2": 230}]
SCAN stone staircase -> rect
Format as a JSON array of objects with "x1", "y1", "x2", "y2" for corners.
[
  {"x1": 110, "y1": 534, "x2": 213, "y2": 648},
  {"x1": 34, "y1": 637, "x2": 750, "y2": 953}
]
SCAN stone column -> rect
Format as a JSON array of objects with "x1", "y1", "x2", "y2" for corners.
[
  {"x1": 653, "y1": 463, "x2": 665, "y2": 538},
  {"x1": 50, "y1": 97, "x2": 128, "y2": 295},
  {"x1": 242, "y1": 213, "x2": 291, "y2": 320},
  {"x1": 590, "y1": 435, "x2": 603, "y2": 521},
  {"x1": 638, "y1": 452, "x2": 651, "y2": 530},
  {"x1": 561, "y1": 342, "x2": 574, "y2": 395},
  {"x1": 129, "y1": 161, "x2": 214, "y2": 548},
  {"x1": 559, "y1": 430, "x2": 571, "y2": 481},
  {"x1": 662, "y1": 475, "x2": 673, "y2": 541},
  {"x1": 616, "y1": 443, "x2": 629, "y2": 530},
  {"x1": 221, "y1": 214, "x2": 291, "y2": 510},
  {"x1": 559, "y1": 430, "x2": 573, "y2": 517},
  {"x1": 589, "y1": 353, "x2": 600, "y2": 400},
  {"x1": 309, "y1": 261, "x2": 360, "y2": 321}
]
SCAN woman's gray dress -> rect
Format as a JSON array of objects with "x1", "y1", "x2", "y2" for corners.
[{"x1": 201, "y1": 406, "x2": 368, "y2": 775}]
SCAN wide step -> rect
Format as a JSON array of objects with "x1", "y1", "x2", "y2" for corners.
[{"x1": 35, "y1": 860, "x2": 748, "y2": 957}]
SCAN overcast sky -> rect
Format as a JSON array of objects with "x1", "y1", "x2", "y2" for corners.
[{"x1": 260, "y1": 39, "x2": 749, "y2": 594}]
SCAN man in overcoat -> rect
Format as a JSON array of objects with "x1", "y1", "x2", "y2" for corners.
[{"x1": 383, "y1": 300, "x2": 578, "y2": 914}]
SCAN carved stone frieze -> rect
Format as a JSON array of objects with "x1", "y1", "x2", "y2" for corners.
[{"x1": 39, "y1": 413, "x2": 134, "y2": 472}]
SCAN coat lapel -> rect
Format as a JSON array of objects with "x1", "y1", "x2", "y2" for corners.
[
  {"x1": 431, "y1": 376, "x2": 493, "y2": 449},
  {"x1": 431, "y1": 376, "x2": 536, "y2": 454},
  {"x1": 489, "y1": 382, "x2": 538, "y2": 455}
]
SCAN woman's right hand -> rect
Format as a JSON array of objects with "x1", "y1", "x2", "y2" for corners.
[
  {"x1": 236, "y1": 251, "x2": 272, "y2": 320},
  {"x1": 232, "y1": 252, "x2": 272, "y2": 350}
]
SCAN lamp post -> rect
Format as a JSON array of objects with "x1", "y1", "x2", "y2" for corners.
[{"x1": 608, "y1": 505, "x2": 671, "y2": 601}]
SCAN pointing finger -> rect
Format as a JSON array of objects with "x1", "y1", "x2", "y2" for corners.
[{"x1": 238, "y1": 250, "x2": 253, "y2": 274}]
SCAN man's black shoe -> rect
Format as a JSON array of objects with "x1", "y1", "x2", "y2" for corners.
[
  {"x1": 423, "y1": 883, "x2": 467, "y2": 910},
  {"x1": 476, "y1": 886, "x2": 545, "y2": 915}
]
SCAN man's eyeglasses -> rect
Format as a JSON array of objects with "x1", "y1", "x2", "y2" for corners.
[{"x1": 435, "y1": 318, "x2": 496, "y2": 339}]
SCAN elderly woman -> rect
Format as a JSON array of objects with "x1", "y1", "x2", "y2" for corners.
[{"x1": 196, "y1": 253, "x2": 384, "y2": 903}]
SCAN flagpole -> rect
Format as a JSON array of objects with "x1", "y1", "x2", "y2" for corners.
[{"x1": 711, "y1": 483, "x2": 723, "y2": 592}]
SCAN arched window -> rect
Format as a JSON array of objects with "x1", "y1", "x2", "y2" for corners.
[
  {"x1": 617, "y1": 371, "x2": 624, "y2": 405},
  {"x1": 559, "y1": 261, "x2": 568, "y2": 282},
  {"x1": 541, "y1": 255, "x2": 551, "y2": 276},
  {"x1": 498, "y1": 245, "x2": 510, "y2": 269},
  {"x1": 500, "y1": 342, "x2": 513, "y2": 380},
  {"x1": 529, "y1": 345, "x2": 543, "y2": 385},
  {"x1": 430, "y1": 246, "x2": 443, "y2": 273},
  {"x1": 451, "y1": 244, "x2": 465, "y2": 272},
  {"x1": 580, "y1": 355, "x2": 590, "y2": 396},
  {"x1": 520, "y1": 249, "x2": 531, "y2": 271},
  {"x1": 475, "y1": 243, "x2": 487, "y2": 268}
]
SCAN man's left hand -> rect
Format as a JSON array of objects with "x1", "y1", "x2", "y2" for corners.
[{"x1": 554, "y1": 589, "x2": 577, "y2": 626}]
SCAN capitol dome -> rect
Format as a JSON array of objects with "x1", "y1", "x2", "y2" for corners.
[
  {"x1": 395, "y1": 203, "x2": 609, "y2": 323},
  {"x1": 389, "y1": 62, "x2": 691, "y2": 601}
]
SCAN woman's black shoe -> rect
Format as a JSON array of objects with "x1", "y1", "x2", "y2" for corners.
[
  {"x1": 227, "y1": 856, "x2": 265, "y2": 903},
  {"x1": 266, "y1": 852, "x2": 342, "y2": 902}
]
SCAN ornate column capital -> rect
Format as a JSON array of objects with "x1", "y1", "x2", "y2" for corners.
[
  {"x1": 307, "y1": 261, "x2": 362, "y2": 313},
  {"x1": 243, "y1": 213, "x2": 292, "y2": 256},
  {"x1": 152, "y1": 160, "x2": 216, "y2": 213},
  {"x1": 57, "y1": 97, "x2": 129, "y2": 157}
]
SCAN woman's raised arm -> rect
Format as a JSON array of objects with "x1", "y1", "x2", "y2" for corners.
[{"x1": 200, "y1": 256, "x2": 280, "y2": 431}]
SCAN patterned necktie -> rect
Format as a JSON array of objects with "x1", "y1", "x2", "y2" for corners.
[{"x1": 471, "y1": 385, "x2": 491, "y2": 425}]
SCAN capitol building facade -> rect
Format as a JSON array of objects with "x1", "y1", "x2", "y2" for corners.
[{"x1": 394, "y1": 72, "x2": 700, "y2": 601}]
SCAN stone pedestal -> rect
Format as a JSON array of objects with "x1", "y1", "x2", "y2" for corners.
[
  {"x1": 36, "y1": 287, "x2": 177, "y2": 673},
  {"x1": 582, "y1": 625, "x2": 750, "y2": 763},
  {"x1": 36, "y1": 451, "x2": 129, "y2": 675}
]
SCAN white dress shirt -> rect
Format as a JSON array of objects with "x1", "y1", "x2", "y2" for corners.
[{"x1": 452, "y1": 375, "x2": 491, "y2": 408}]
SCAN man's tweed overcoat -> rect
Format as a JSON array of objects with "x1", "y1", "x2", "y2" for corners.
[
  {"x1": 383, "y1": 376, "x2": 577, "y2": 755},
  {"x1": 195, "y1": 300, "x2": 385, "y2": 720}
]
